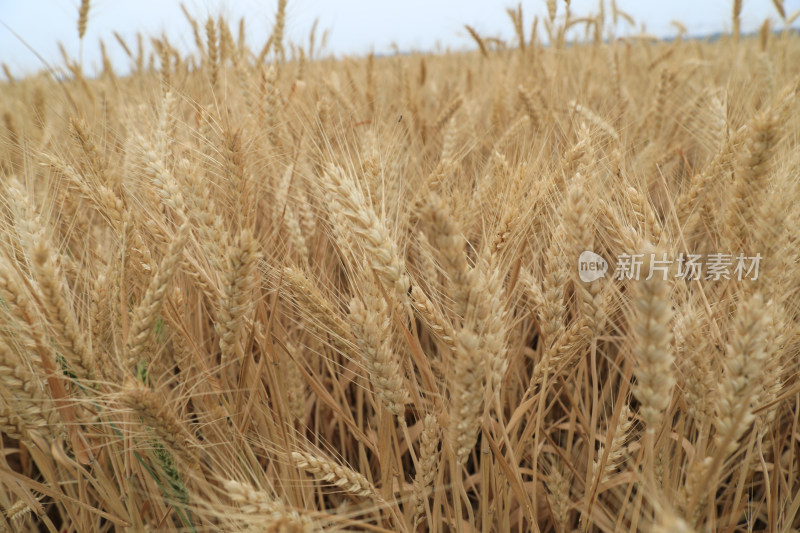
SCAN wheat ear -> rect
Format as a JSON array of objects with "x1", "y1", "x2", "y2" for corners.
[
  {"x1": 223, "y1": 479, "x2": 317, "y2": 531},
  {"x1": 631, "y1": 243, "x2": 675, "y2": 430},
  {"x1": 31, "y1": 242, "x2": 94, "y2": 380},
  {"x1": 320, "y1": 164, "x2": 409, "y2": 305},
  {"x1": 291, "y1": 450, "x2": 380, "y2": 499},
  {"x1": 0, "y1": 338, "x2": 61, "y2": 441},
  {"x1": 126, "y1": 221, "x2": 190, "y2": 370},
  {"x1": 120, "y1": 383, "x2": 200, "y2": 468},
  {"x1": 77, "y1": 0, "x2": 90, "y2": 39},
  {"x1": 449, "y1": 329, "x2": 484, "y2": 465},
  {"x1": 217, "y1": 229, "x2": 261, "y2": 368},
  {"x1": 713, "y1": 292, "x2": 770, "y2": 458},
  {"x1": 348, "y1": 289, "x2": 408, "y2": 416},
  {"x1": 412, "y1": 414, "x2": 440, "y2": 528},
  {"x1": 411, "y1": 286, "x2": 456, "y2": 351}
]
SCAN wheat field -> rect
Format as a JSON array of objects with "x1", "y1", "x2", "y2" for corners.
[{"x1": 0, "y1": 1, "x2": 799, "y2": 531}]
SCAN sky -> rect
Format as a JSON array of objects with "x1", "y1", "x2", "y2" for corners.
[{"x1": 1, "y1": 0, "x2": 798, "y2": 77}]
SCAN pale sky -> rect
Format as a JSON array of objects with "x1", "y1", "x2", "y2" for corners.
[{"x1": 1, "y1": 1, "x2": 797, "y2": 77}]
